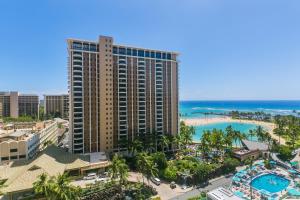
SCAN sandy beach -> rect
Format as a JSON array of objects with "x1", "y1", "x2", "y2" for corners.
[{"x1": 182, "y1": 117, "x2": 285, "y2": 144}]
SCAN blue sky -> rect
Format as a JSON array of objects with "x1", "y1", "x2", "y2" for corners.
[{"x1": 0, "y1": 0, "x2": 300, "y2": 100}]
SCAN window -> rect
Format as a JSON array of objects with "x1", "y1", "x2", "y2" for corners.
[
  {"x1": 73, "y1": 88, "x2": 82, "y2": 92},
  {"x1": 145, "y1": 51, "x2": 150, "y2": 57},
  {"x1": 119, "y1": 48, "x2": 126, "y2": 55},
  {"x1": 151, "y1": 52, "x2": 155, "y2": 58},
  {"x1": 74, "y1": 103, "x2": 82, "y2": 107},
  {"x1": 132, "y1": 49, "x2": 137, "y2": 56},
  {"x1": 10, "y1": 148, "x2": 18, "y2": 153},
  {"x1": 138, "y1": 50, "x2": 144, "y2": 57},
  {"x1": 113, "y1": 47, "x2": 118, "y2": 54},
  {"x1": 162, "y1": 53, "x2": 166, "y2": 59},
  {"x1": 10, "y1": 156, "x2": 18, "y2": 160},
  {"x1": 167, "y1": 53, "x2": 171, "y2": 60},
  {"x1": 126, "y1": 48, "x2": 132, "y2": 56},
  {"x1": 156, "y1": 52, "x2": 162, "y2": 59},
  {"x1": 74, "y1": 77, "x2": 82, "y2": 81},
  {"x1": 1, "y1": 157, "x2": 9, "y2": 161},
  {"x1": 19, "y1": 155, "x2": 26, "y2": 159}
]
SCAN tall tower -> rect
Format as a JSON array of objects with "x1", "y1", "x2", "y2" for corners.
[{"x1": 68, "y1": 36, "x2": 179, "y2": 154}]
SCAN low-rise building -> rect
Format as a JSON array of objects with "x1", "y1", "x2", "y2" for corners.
[
  {"x1": 0, "y1": 145, "x2": 110, "y2": 200},
  {"x1": 233, "y1": 139, "x2": 269, "y2": 161},
  {"x1": 0, "y1": 120, "x2": 59, "y2": 163},
  {"x1": 207, "y1": 187, "x2": 242, "y2": 200}
]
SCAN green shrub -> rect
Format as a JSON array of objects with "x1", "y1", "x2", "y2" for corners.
[
  {"x1": 222, "y1": 157, "x2": 240, "y2": 173},
  {"x1": 151, "y1": 152, "x2": 168, "y2": 170},
  {"x1": 163, "y1": 165, "x2": 178, "y2": 181},
  {"x1": 277, "y1": 145, "x2": 293, "y2": 161}
]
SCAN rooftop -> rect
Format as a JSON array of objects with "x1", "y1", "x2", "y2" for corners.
[
  {"x1": 0, "y1": 145, "x2": 94, "y2": 193},
  {"x1": 241, "y1": 139, "x2": 268, "y2": 151}
]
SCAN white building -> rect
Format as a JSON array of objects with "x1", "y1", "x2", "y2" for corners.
[
  {"x1": 0, "y1": 120, "x2": 59, "y2": 163},
  {"x1": 207, "y1": 187, "x2": 242, "y2": 200}
]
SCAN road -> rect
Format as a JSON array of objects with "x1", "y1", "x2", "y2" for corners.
[
  {"x1": 170, "y1": 174, "x2": 233, "y2": 200},
  {"x1": 128, "y1": 172, "x2": 193, "y2": 200}
]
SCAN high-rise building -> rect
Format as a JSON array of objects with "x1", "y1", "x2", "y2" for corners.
[
  {"x1": 68, "y1": 36, "x2": 179, "y2": 154},
  {"x1": 44, "y1": 94, "x2": 69, "y2": 119},
  {"x1": 0, "y1": 92, "x2": 39, "y2": 118}
]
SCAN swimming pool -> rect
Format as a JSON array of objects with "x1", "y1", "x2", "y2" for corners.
[{"x1": 251, "y1": 173, "x2": 290, "y2": 193}]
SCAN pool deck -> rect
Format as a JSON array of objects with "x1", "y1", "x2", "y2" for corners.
[{"x1": 231, "y1": 162, "x2": 296, "y2": 200}]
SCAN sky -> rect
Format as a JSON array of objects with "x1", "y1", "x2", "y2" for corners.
[{"x1": 0, "y1": 0, "x2": 300, "y2": 100}]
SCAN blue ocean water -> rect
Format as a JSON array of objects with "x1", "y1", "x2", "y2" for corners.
[
  {"x1": 180, "y1": 100, "x2": 300, "y2": 119},
  {"x1": 180, "y1": 100, "x2": 300, "y2": 141}
]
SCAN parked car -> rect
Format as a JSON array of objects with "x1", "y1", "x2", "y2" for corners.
[
  {"x1": 96, "y1": 177, "x2": 109, "y2": 183},
  {"x1": 83, "y1": 173, "x2": 97, "y2": 180},
  {"x1": 170, "y1": 181, "x2": 176, "y2": 189},
  {"x1": 151, "y1": 177, "x2": 161, "y2": 185}
]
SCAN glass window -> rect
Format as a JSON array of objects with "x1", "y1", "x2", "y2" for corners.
[
  {"x1": 132, "y1": 49, "x2": 137, "y2": 56},
  {"x1": 151, "y1": 52, "x2": 155, "y2": 58},
  {"x1": 113, "y1": 47, "x2": 118, "y2": 54},
  {"x1": 83, "y1": 43, "x2": 89, "y2": 51},
  {"x1": 126, "y1": 48, "x2": 132, "y2": 56},
  {"x1": 10, "y1": 148, "x2": 18, "y2": 153},
  {"x1": 162, "y1": 53, "x2": 166, "y2": 59},
  {"x1": 138, "y1": 50, "x2": 144, "y2": 57},
  {"x1": 90, "y1": 44, "x2": 96, "y2": 51},
  {"x1": 156, "y1": 52, "x2": 162, "y2": 59},
  {"x1": 167, "y1": 53, "x2": 171, "y2": 60},
  {"x1": 145, "y1": 51, "x2": 150, "y2": 57},
  {"x1": 119, "y1": 47, "x2": 126, "y2": 55}
]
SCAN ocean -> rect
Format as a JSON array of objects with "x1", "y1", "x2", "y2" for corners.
[
  {"x1": 180, "y1": 100, "x2": 300, "y2": 142},
  {"x1": 180, "y1": 100, "x2": 300, "y2": 119}
]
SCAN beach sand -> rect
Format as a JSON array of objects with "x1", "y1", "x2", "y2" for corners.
[{"x1": 182, "y1": 117, "x2": 285, "y2": 145}]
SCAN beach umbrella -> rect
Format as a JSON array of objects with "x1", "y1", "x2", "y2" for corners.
[
  {"x1": 288, "y1": 169, "x2": 297, "y2": 174},
  {"x1": 270, "y1": 161, "x2": 276, "y2": 165},
  {"x1": 233, "y1": 176, "x2": 241, "y2": 182}
]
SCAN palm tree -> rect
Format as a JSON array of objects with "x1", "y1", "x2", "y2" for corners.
[
  {"x1": 129, "y1": 138, "x2": 143, "y2": 156},
  {"x1": 175, "y1": 134, "x2": 183, "y2": 151},
  {"x1": 255, "y1": 126, "x2": 265, "y2": 142},
  {"x1": 33, "y1": 173, "x2": 51, "y2": 198},
  {"x1": 274, "y1": 115, "x2": 285, "y2": 144},
  {"x1": 108, "y1": 154, "x2": 129, "y2": 185},
  {"x1": 210, "y1": 129, "x2": 225, "y2": 159},
  {"x1": 167, "y1": 134, "x2": 175, "y2": 153},
  {"x1": 232, "y1": 130, "x2": 246, "y2": 147},
  {"x1": 53, "y1": 173, "x2": 81, "y2": 200},
  {"x1": 33, "y1": 173, "x2": 81, "y2": 200},
  {"x1": 0, "y1": 181, "x2": 6, "y2": 195},
  {"x1": 181, "y1": 125, "x2": 195, "y2": 147},
  {"x1": 248, "y1": 129, "x2": 256, "y2": 141},
  {"x1": 136, "y1": 152, "x2": 158, "y2": 185},
  {"x1": 199, "y1": 130, "x2": 212, "y2": 160},
  {"x1": 160, "y1": 134, "x2": 170, "y2": 152}
]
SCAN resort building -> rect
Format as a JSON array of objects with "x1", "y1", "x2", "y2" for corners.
[
  {"x1": 233, "y1": 139, "x2": 269, "y2": 161},
  {"x1": 44, "y1": 94, "x2": 69, "y2": 119},
  {"x1": 67, "y1": 35, "x2": 179, "y2": 154},
  {"x1": 0, "y1": 120, "x2": 59, "y2": 163},
  {"x1": 0, "y1": 145, "x2": 110, "y2": 200},
  {"x1": 0, "y1": 91, "x2": 39, "y2": 118}
]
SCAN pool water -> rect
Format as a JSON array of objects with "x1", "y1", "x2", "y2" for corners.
[
  {"x1": 193, "y1": 122, "x2": 258, "y2": 144},
  {"x1": 251, "y1": 174, "x2": 290, "y2": 193}
]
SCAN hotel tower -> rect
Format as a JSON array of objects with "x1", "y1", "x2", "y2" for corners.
[{"x1": 67, "y1": 36, "x2": 179, "y2": 154}]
